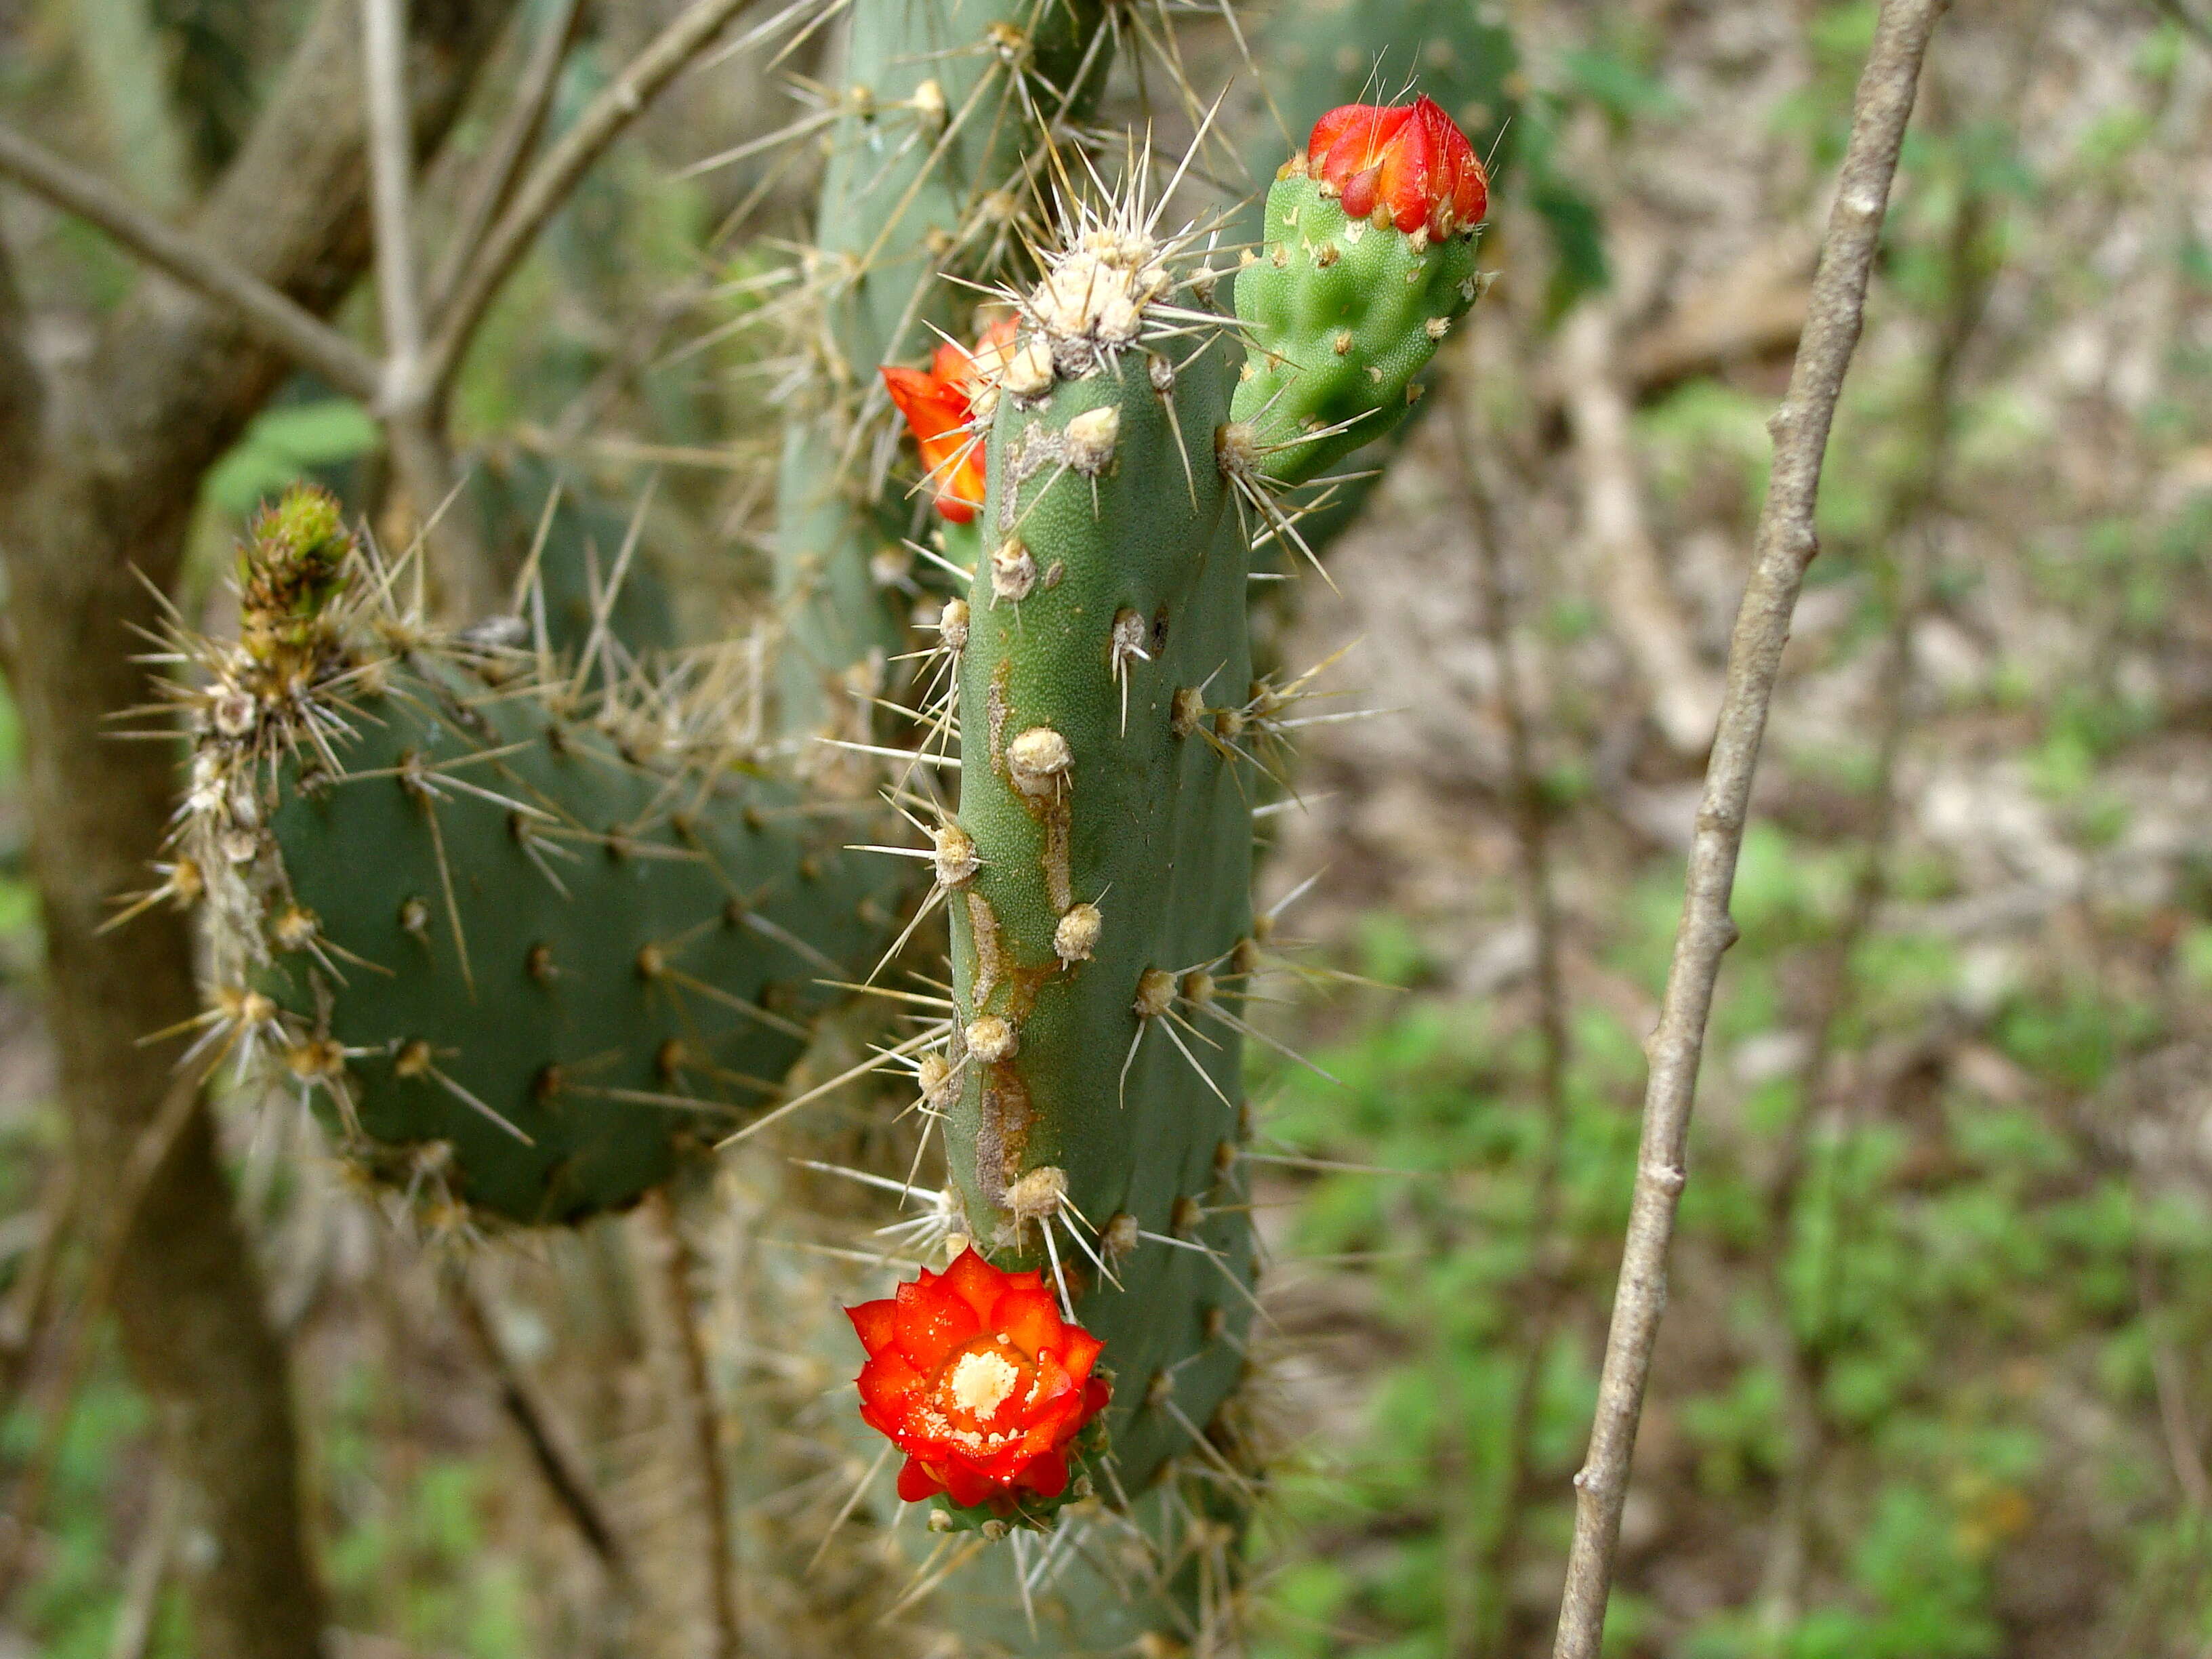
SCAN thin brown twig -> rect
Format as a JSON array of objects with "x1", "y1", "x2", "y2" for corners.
[
  {"x1": 637, "y1": 1188, "x2": 741, "y2": 1659},
  {"x1": 419, "y1": 0, "x2": 770, "y2": 405},
  {"x1": 0, "y1": 1063, "x2": 207, "y2": 1604},
  {"x1": 1547, "y1": 3, "x2": 1948, "y2": 1652},
  {"x1": 1452, "y1": 369, "x2": 1577, "y2": 1659},
  {"x1": 0, "y1": 124, "x2": 382, "y2": 400},
  {"x1": 0, "y1": 1164, "x2": 76, "y2": 1418},
  {"x1": 445, "y1": 1261, "x2": 634, "y2": 1581},
  {"x1": 361, "y1": 0, "x2": 495, "y2": 615},
  {"x1": 362, "y1": 0, "x2": 426, "y2": 380},
  {"x1": 424, "y1": 0, "x2": 589, "y2": 323}
]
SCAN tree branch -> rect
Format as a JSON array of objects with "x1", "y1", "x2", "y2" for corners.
[
  {"x1": 1546, "y1": 3, "x2": 1948, "y2": 1654},
  {"x1": 419, "y1": 0, "x2": 769, "y2": 403},
  {"x1": 636, "y1": 1191, "x2": 741, "y2": 1659},
  {"x1": 360, "y1": 0, "x2": 497, "y2": 615},
  {"x1": 0, "y1": 123, "x2": 381, "y2": 401},
  {"x1": 362, "y1": 0, "x2": 426, "y2": 380},
  {"x1": 446, "y1": 1262, "x2": 633, "y2": 1582},
  {"x1": 424, "y1": 0, "x2": 588, "y2": 323}
]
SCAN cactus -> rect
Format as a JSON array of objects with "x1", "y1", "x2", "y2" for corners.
[
  {"x1": 840, "y1": 101, "x2": 1489, "y2": 1643},
  {"x1": 139, "y1": 0, "x2": 1511, "y2": 1629},
  {"x1": 771, "y1": 0, "x2": 1113, "y2": 737},
  {"x1": 167, "y1": 487, "x2": 899, "y2": 1223}
]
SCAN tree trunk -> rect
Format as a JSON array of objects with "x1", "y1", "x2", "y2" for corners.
[{"x1": 0, "y1": 0, "x2": 516, "y2": 1650}]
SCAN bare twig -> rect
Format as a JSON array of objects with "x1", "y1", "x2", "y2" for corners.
[
  {"x1": 0, "y1": 1063, "x2": 205, "y2": 1605},
  {"x1": 105, "y1": 1471, "x2": 180, "y2": 1659},
  {"x1": 0, "y1": 1164, "x2": 75, "y2": 1418},
  {"x1": 360, "y1": 0, "x2": 495, "y2": 613},
  {"x1": 636, "y1": 1190, "x2": 741, "y2": 1659},
  {"x1": 1547, "y1": 4, "x2": 1948, "y2": 1654},
  {"x1": 0, "y1": 124, "x2": 382, "y2": 400},
  {"x1": 362, "y1": 0, "x2": 425, "y2": 378},
  {"x1": 2138, "y1": 1248, "x2": 2212, "y2": 1513},
  {"x1": 424, "y1": 0, "x2": 588, "y2": 322},
  {"x1": 447, "y1": 1262, "x2": 634, "y2": 1580},
  {"x1": 421, "y1": 0, "x2": 769, "y2": 403}
]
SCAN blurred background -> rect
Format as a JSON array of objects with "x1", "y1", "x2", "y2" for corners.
[{"x1": 1, "y1": 0, "x2": 2210, "y2": 1654}]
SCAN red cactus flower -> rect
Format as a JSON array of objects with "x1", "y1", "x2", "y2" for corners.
[
  {"x1": 846, "y1": 1246, "x2": 1111, "y2": 1511},
  {"x1": 1307, "y1": 95, "x2": 1489, "y2": 238},
  {"x1": 880, "y1": 315, "x2": 1018, "y2": 524}
]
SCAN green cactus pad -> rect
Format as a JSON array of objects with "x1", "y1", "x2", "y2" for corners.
[
  {"x1": 249, "y1": 662, "x2": 895, "y2": 1223},
  {"x1": 1231, "y1": 171, "x2": 1483, "y2": 488},
  {"x1": 773, "y1": 0, "x2": 1113, "y2": 735},
  {"x1": 179, "y1": 489, "x2": 903, "y2": 1224}
]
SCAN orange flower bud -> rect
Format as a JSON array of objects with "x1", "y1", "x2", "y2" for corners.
[
  {"x1": 880, "y1": 315, "x2": 1019, "y2": 525},
  {"x1": 846, "y1": 1246, "x2": 1110, "y2": 1512},
  {"x1": 1307, "y1": 95, "x2": 1489, "y2": 238}
]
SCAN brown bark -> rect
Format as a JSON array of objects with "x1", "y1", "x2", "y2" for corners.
[{"x1": 0, "y1": 0, "x2": 514, "y2": 1652}]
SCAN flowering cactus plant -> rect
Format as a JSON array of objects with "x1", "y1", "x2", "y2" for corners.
[{"x1": 161, "y1": 0, "x2": 1500, "y2": 1630}]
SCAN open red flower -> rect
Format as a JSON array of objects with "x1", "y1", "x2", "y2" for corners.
[
  {"x1": 846, "y1": 1246, "x2": 1110, "y2": 1511},
  {"x1": 880, "y1": 315, "x2": 1018, "y2": 525},
  {"x1": 1307, "y1": 95, "x2": 1489, "y2": 238}
]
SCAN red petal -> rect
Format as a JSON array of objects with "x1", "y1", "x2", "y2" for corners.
[
  {"x1": 934, "y1": 493, "x2": 978, "y2": 525},
  {"x1": 1374, "y1": 108, "x2": 1436, "y2": 232},
  {"x1": 941, "y1": 1460, "x2": 999, "y2": 1509},
  {"x1": 1052, "y1": 1326, "x2": 1103, "y2": 1382},
  {"x1": 855, "y1": 1349, "x2": 927, "y2": 1433},
  {"x1": 1081, "y1": 1376, "x2": 1111, "y2": 1424},
  {"x1": 1316, "y1": 104, "x2": 1411, "y2": 185},
  {"x1": 894, "y1": 1275, "x2": 979, "y2": 1369},
  {"x1": 928, "y1": 339, "x2": 974, "y2": 386},
  {"x1": 941, "y1": 1247, "x2": 1011, "y2": 1323},
  {"x1": 990, "y1": 1286, "x2": 1064, "y2": 1359},
  {"x1": 846, "y1": 1298, "x2": 897, "y2": 1356},
  {"x1": 1031, "y1": 1349, "x2": 1075, "y2": 1408},
  {"x1": 897, "y1": 1457, "x2": 945, "y2": 1502},
  {"x1": 881, "y1": 365, "x2": 965, "y2": 445},
  {"x1": 1017, "y1": 1447, "x2": 1070, "y2": 1499}
]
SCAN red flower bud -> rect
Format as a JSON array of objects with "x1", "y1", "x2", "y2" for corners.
[
  {"x1": 1307, "y1": 95, "x2": 1488, "y2": 238},
  {"x1": 846, "y1": 1246, "x2": 1111, "y2": 1512},
  {"x1": 880, "y1": 315, "x2": 1019, "y2": 525}
]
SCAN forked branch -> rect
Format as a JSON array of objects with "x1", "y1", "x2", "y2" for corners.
[{"x1": 1547, "y1": 2, "x2": 1948, "y2": 1654}]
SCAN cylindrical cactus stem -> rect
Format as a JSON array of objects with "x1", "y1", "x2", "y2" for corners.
[
  {"x1": 935, "y1": 211, "x2": 1264, "y2": 1516},
  {"x1": 771, "y1": 0, "x2": 1113, "y2": 738},
  {"x1": 1229, "y1": 96, "x2": 1491, "y2": 494}
]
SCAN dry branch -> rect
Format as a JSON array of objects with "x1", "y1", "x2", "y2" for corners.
[
  {"x1": 420, "y1": 0, "x2": 771, "y2": 403},
  {"x1": 1547, "y1": 3, "x2": 1949, "y2": 1654},
  {"x1": 0, "y1": 123, "x2": 381, "y2": 400}
]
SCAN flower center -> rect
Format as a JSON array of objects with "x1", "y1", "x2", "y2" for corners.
[{"x1": 947, "y1": 1345, "x2": 1021, "y2": 1418}]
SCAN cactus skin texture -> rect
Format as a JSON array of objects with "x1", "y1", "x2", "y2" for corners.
[
  {"x1": 181, "y1": 488, "x2": 899, "y2": 1224},
  {"x1": 951, "y1": 342, "x2": 1254, "y2": 1499},
  {"x1": 772, "y1": 0, "x2": 1112, "y2": 735}
]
